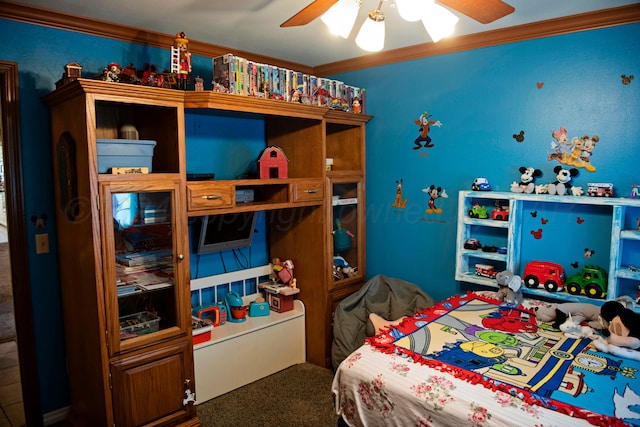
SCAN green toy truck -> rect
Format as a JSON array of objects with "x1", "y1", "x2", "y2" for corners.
[
  {"x1": 565, "y1": 265, "x2": 608, "y2": 299},
  {"x1": 468, "y1": 203, "x2": 488, "y2": 219}
]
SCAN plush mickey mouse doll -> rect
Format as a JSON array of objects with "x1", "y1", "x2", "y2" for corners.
[
  {"x1": 599, "y1": 300, "x2": 640, "y2": 349},
  {"x1": 547, "y1": 165, "x2": 583, "y2": 196},
  {"x1": 510, "y1": 166, "x2": 542, "y2": 194}
]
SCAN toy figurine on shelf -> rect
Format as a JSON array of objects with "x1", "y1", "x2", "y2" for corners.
[
  {"x1": 104, "y1": 63, "x2": 121, "y2": 82},
  {"x1": 171, "y1": 32, "x2": 192, "y2": 90},
  {"x1": 272, "y1": 258, "x2": 296, "y2": 287}
]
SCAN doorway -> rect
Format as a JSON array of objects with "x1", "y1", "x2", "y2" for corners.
[{"x1": 0, "y1": 60, "x2": 43, "y2": 425}]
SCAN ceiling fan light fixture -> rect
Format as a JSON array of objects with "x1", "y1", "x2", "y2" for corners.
[
  {"x1": 355, "y1": 8, "x2": 385, "y2": 52},
  {"x1": 320, "y1": 0, "x2": 361, "y2": 39},
  {"x1": 421, "y1": 4, "x2": 459, "y2": 43},
  {"x1": 396, "y1": 0, "x2": 435, "y2": 22}
]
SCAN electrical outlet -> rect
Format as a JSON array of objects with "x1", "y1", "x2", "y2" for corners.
[{"x1": 36, "y1": 233, "x2": 49, "y2": 254}]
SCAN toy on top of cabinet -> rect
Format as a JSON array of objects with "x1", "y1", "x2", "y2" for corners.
[
  {"x1": 510, "y1": 166, "x2": 542, "y2": 194},
  {"x1": 171, "y1": 32, "x2": 192, "y2": 90},
  {"x1": 272, "y1": 258, "x2": 296, "y2": 287},
  {"x1": 536, "y1": 166, "x2": 583, "y2": 196},
  {"x1": 472, "y1": 177, "x2": 491, "y2": 191},
  {"x1": 586, "y1": 183, "x2": 613, "y2": 197}
]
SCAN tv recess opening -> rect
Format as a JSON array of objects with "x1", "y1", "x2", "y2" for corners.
[{"x1": 196, "y1": 211, "x2": 257, "y2": 254}]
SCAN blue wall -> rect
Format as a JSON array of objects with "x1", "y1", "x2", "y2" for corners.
[
  {"x1": 1, "y1": 16, "x2": 639, "y2": 415},
  {"x1": 332, "y1": 24, "x2": 640, "y2": 303}
]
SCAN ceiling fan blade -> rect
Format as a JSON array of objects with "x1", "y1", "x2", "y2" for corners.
[
  {"x1": 280, "y1": 0, "x2": 339, "y2": 27},
  {"x1": 438, "y1": 0, "x2": 515, "y2": 24}
]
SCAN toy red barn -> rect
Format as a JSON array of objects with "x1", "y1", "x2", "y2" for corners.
[{"x1": 258, "y1": 145, "x2": 288, "y2": 179}]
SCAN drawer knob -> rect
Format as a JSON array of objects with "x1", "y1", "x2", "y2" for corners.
[
  {"x1": 201, "y1": 195, "x2": 222, "y2": 200},
  {"x1": 305, "y1": 189, "x2": 318, "y2": 193}
]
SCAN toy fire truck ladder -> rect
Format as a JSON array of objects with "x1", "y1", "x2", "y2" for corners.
[{"x1": 170, "y1": 46, "x2": 180, "y2": 74}]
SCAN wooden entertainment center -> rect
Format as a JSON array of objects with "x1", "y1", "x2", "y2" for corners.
[{"x1": 44, "y1": 79, "x2": 371, "y2": 425}]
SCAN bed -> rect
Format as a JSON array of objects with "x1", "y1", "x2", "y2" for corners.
[{"x1": 332, "y1": 292, "x2": 640, "y2": 427}]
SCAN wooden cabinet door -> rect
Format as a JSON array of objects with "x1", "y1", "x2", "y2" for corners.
[
  {"x1": 100, "y1": 178, "x2": 191, "y2": 355},
  {"x1": 110, "y1": 340, "x2": 195, "y2": 426}
]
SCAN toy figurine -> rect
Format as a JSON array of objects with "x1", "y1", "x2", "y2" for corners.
[
  {"x1": 272, "y1": 258, "x2": 295, "y2": 287},
  {"x1": 104, "y1": 63, "x2": 121, "y2": 82},
  {"x1": 630, "y1": 184, "x2": 639, "y2": 199},
  {"x1": 495, "y1": 270, "x2": 523, "y2": 306},
  {"x1": 352, "y1": 97, "x2": 361, "y2": 114},
  {"x1": 172, "y1": 32, "x2": 192, "y2": 90}
]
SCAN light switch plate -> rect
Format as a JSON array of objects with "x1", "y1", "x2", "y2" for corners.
[{"x1": 36, "y1": 233, "x2": 49, "y2": 254}]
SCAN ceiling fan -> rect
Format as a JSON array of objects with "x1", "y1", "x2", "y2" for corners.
[{"x1": 281, "y1": 0, "x2": 515, "y2": 27}]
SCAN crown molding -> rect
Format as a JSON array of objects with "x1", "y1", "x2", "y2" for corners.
[
  {"x1": 1, "y1": 2, "x2": 638, "y2": 77},
  {"x1": 0, "y1": 1, "x2": 314, "y2": 75},
  {"x1": 314, "y1": 4, "x2": 640, "y2": 76}
]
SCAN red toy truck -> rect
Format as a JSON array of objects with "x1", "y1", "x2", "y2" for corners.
[
  {"x1": 523, "y1": 261, "x2": 565, "y2": 292},
  {"x1": 475, "y1": 264, "x2": 497, "y2": 279}
]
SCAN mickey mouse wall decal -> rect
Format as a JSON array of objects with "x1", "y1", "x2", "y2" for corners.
[
  {"x1": 536, "y1": 82, "x2": 544, "y2": 89},
  {"x1": 30, "y1": 214, "x2": 48, "y2": 230},
  {"x1": 621, "y1": 74, "x2": 634, "y2": 85},
  {"x1": 513, "y1": 130, "x2": 525, "y2": 142}
]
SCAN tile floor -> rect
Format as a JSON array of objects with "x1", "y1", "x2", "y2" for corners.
[
  {"x1": 1, "y1": 226, "x2": 25, "y2": 426},
  {"x1": 0, "y1": 341, "x2": 25, "y2": 426}
]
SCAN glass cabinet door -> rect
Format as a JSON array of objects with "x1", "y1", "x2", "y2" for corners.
[
  {"x1": 331, "y1": 179, "x2": 364, "y2": 285},
  {"x1": 101, "y1": 180, "x2": 187, "y2": 353}
]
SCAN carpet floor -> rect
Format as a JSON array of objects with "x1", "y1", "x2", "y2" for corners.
[
  {"x1": 0, "y1": 242, "x2": 15, "y2": 343},
  {"x1": 196, "y1": 362, "x2": 340, "y2": 427}
]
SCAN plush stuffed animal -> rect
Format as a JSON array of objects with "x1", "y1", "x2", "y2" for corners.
[
  {"x1": 598, "y1": 299, "x2": 640, "y2": 349},
  {"x1": 546, "y1": 165, "x2": 584, "y2": 196},
  {"x1": 533, "y1": 302, "x2": 602, "y2": 329},
  {"x1": 495, "y1": 270, "x2": 524, "y2": 306},
  {"x1": 510, "y1": 166, "x2": 542, "y2": 194}
]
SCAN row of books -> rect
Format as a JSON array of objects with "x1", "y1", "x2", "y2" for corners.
[{"x1": 212, "y1": 54, "x2": 365, "y2": 114}]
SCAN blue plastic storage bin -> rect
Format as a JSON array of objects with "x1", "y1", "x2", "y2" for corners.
[{"x1": 96, "y1": 138, "x2": 156, "y2": 173}]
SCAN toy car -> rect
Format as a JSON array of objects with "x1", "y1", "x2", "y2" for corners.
[
  {"x1": 523, "y1": 260, "x2": 565, "y2": 292},
  {"x1": 475, "y1": 264, "x2": 497, "y2": 279},
  {"x1": 482, "y1": 245, "x2": 498, "y2": 252},
  {"x1": 468, "y1": 203, "x2": 488, "y2": 219},
  {"x1": 464, "y1": 238, "x2": 482, "y2": 250},
  {"x1": 472, "y1": 177, "x2": 491, "y2": 191},
  {"x1": 491, "y1": 207, "x2": 509, "y2": 221},
  {"x1": 565, "y1": 265, "x2": 607, "y2": 299},
  {"x1": 587, "y1": 183, "x2": 613, "y2": 197}
]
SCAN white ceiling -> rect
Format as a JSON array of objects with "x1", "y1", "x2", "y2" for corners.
[{"x1": 13, "y1": 0, "x2": 640, "y2": 66}]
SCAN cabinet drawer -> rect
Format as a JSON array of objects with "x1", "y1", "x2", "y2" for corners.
[
  {"x1": 187, "y1": 182, "x2": 233, "y2": 211},
  {"x1": 293, "y1": 180, "x2": 324, "y2": 202}
]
